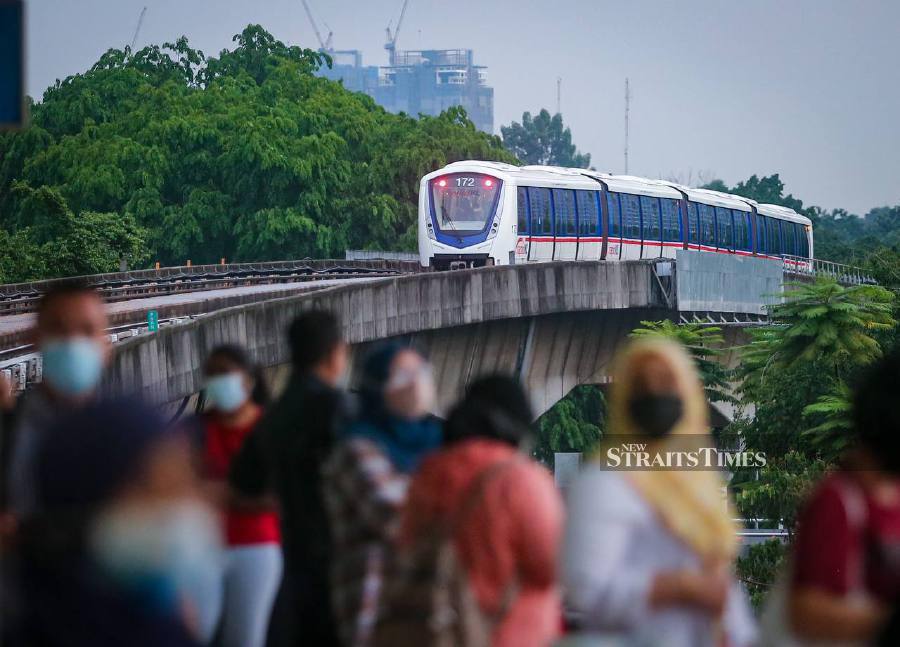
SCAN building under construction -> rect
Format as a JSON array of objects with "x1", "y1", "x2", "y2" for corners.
[{"x1": 304, "y1": 1, "x2": 494, "y2": 133}]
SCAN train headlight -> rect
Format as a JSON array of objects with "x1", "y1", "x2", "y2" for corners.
[
  {"x1": 426, "y1": 222, "x2": 436, "y2": 240},
  {"x1": 487, "y1": 221, "x2": 500, "y2": 240}
]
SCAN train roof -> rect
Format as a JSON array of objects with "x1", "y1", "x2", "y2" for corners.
[{"x1": 429, "y1": 161, "x2": 811, "y2": 224}]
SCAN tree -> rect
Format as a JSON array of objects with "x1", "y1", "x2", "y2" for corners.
[
  {"x1": 741, "y1": 279, "x2": 895, "y2": 384},
  {"x1": 500, "y1": 109, "x2": 590, "y2": 168},
  {"x1": 534, "y1": 385, "x2": 606, "y2": 466},
  {"x1": 801, "y1": 382, "x2": 854, "y2": 462},
  {"x1": 629, "y1": 320, "x2": 735, "y2": 404}
]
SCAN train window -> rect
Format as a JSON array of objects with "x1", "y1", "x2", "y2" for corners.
[
  {"x1": 766, "y1": 217, "x2": 781, "y2": 255},
  {"x1": 528, "y1": 187, "x2": 552, "y2": 235},
  {"x1": 621, "y1": 193, "x2": 641, "y2": 239},
  {"x1": 699, "y1": 204, "x2": 716, "y2": 247},
  {"x1": 732, "y1": 211, "x2": 745, "y2": 251},
  {"x1": 755, "y1": 213, "x2": 766, "y2": 254},
  {"x1": 641, "y1": 196, "x2": 661, "y2": 242},
  {"x1": 799, "y1": 225, "x2": 810, "y2": 258},
  {"x1": 517, "y1": 187, "x2": 528, "y2": 234},
  {"x1": 715, "y1": 207, "x2": 733, "y2": 250},
  {"x1": 577, "y1": 190, "x2": 599, "y2": 236},
  {"x1": 661, "y1": 198, "x2": 681, "y2": 242},
  {"x1": 687, "y1": 202, "x2": 699, "y2": 244},
  {"x1": 607, "y1": 192, "x2": 622, "y2": 237},
  {"x1": 553, "y1": 189, "x2": 577, "y2": 236},
  {"x1": 785, "y1": 222, "x2": 797, "y2": 256}
]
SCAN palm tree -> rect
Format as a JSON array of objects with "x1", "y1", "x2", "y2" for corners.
[
  {"x1": 629, "y1": 320, "x2": 734, "y2": 403},
  {"x1": 801, "y1": 382, "x2": 854, "y2": 462},
  {"x1": 742, "y1": 278, "x2": 895, "y2": 383}
]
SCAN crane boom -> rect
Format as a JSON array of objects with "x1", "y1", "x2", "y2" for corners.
[
  {"x1": 392, "y1": 0, "x2": 410, "y2": 48},
  {"x1": 300, "y1": 0, "x2": 327, "y2": 50}
]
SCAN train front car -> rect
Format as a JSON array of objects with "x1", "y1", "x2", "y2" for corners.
[{"x1": 418, "y1": 162, "x2": 517, "y2": 270}]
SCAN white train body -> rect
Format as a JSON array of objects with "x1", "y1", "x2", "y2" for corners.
[{"x1": 418, "y1": 161, "x2": 813, "y2": 270}]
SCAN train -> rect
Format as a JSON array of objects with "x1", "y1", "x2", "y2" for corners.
[{"x1": 418, "y1": 161, "x2": 813, "y2": 270}]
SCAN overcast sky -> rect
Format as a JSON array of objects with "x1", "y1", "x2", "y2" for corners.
[{"x1": 25, "y1": 0, "x2": 900, "y2": 215}]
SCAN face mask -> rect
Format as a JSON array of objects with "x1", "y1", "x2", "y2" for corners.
[
  {"x1": 90, "y1": 500, "x2": 223, "y2": 614},
  {"x1": 628, "y1": 393, "x2": 684, "y2": 438},
  {"x1": 42, "y1": 337, "x2": 104, "y2": 398},
  {"x1": 205, "y1": 373, "x2": 247, "y2": 413},
  {"x1": 385, "y1": 367, "x2": 436, "y2": 420}
]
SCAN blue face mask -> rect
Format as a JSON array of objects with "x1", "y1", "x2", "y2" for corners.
[
  {"x1": 205, "y1": 373, "x2": 247, "y2": 413},
  {"x1": 42, "y1": 337, "x2": 105, "y2": 398}
]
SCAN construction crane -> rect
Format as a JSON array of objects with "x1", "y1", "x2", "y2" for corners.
[
  {"x1": 384, "y1": 0, "x2": 410, "y2": 65},
  {"x1": 130, "y1": 6, "x2": 147, "y2": 52},
  {"x1": 300, "y1": 0, "x2": 333, "y2": 51}
]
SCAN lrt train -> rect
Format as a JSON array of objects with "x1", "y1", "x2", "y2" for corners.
[{"x1": 418, "y1": 161, "x2": 813, "y2": 270}]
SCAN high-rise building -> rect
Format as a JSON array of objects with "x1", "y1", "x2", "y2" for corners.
[{"x1": 318, "y1": 48, "x2": 494, "y2": 134}]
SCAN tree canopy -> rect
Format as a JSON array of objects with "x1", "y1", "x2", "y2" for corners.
[
  {"x1": 0, "y1": 25, "x2": 514, "y2": 282},
  {"x1": 500, "y1": 109, "x2": 591, "y2": 168}
]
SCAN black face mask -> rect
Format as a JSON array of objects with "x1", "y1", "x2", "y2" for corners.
[{"x1": 628, "y1": 394, "x2": 684, "y2": 438}]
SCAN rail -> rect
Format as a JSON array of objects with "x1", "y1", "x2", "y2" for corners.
[
  {"x1": 782, "y1": 255, "x2": 875, "y2": 285},
  {"x1": 0, "y1": 258, "x2": 423, "y2": 316}
]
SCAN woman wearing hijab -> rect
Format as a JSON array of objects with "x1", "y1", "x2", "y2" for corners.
[
  {"x1": 396, "y1": 375, "x2": 564, "y2": 647},
  {"x1": 562, "y1": 339, "x2": 756, "y2": 646},
  {"x1": 323, "y1": 342, "x2": 441, "y2": 647}
]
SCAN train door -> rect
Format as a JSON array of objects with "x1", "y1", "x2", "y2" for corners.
[
  {"x1": 640, "y1": 196, "x2": 662, "y2": 259},
  {"x1": 553, "y1": 189, "x2": 577, "y2": 260},
  {"x1": 515, "y1": 187, "x2": 530, "y2": 263},
  {"x1": 576, "y1": 190, "x2": 602, "y2": 260},
  {"x1": 606, "y1": 192, "x2": 623, "y2": 260},
  {"x1": 686, "y1": 202, "x2": 700, "y2": 251},
  {"x1": 716, "y1": 207, "x2": 734, "y2": 253},
  {"x1": 527, "y1": 187, "x2": 554, "y2": 261},
  {"x1": 698, "y1": 204, "x2": 717, "y2": 252},
  {"x1": 620, "y1": 193, "x2": 642, "y2": 260},
  {"x1": 661, "y1": 198, "x2": 682, "y2": 258}
]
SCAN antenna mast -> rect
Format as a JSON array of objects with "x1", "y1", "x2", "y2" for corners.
[
  {"x1": 624, "y1": 77, "x2": 631, "y2": 174},
  {"x1": 130, "y1": 6, "x2": 147, "y2": 52},
  {"x1": 556, "y1": 77, "x2": 562, "y2": 115}
]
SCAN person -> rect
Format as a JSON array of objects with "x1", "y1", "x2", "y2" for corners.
[
  {"x1": 562, "y1": 338, "x2": 756, "y2": 646},
  {"x1": 228, "y1": 310, "x2": 350, "y2": 647},
  {"x1": 397, "y1": 375, "x2": 565, "y2": 647},
  {"x1": 778, "y1": 351, "x2": 900, "y2": 644},
  {"x1": 196, "y1": 345, "x2": 281, "y2": 647},
  {"x1": 10, "y1": 398, "x2": 221, "y2": 647},
  {"x1": 5, "y1": 282, "x2": 111, "y2": 520},
  {"x1": 323, "y1": 342, "x2": 441, "y2": 647}
]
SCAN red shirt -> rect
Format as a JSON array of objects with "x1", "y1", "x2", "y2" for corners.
[
  {"x1": 793, "y1": 472, "x2": 900, "y2": 602},
  {"x1": 203, "y1": 412, "x2": 280, "y2": 546}
]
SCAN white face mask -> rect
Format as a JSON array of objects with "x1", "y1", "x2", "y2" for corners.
[
  {"x1": 89, "y1": 499, "x2": 223, "y2": 615},
  {"x1": 385, "y1": 365, "x2": 436, "y2": 420}
]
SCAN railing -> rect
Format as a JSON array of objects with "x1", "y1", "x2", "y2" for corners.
[{"x1": 782, "y1": 255, "x2": 875, "y2": 285}]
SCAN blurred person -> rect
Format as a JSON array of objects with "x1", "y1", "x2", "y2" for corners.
[
  {"x1": 195, "y1": 345, "x2": 280, "y2": 647},
  {"x1": 768, "y1": 351, "x2": 900, "y2": 645},
  {"x1": 4, "y1": 282, "x2": 111, "y2": 520},
  {"x1": 390, "y1": 375, "x2": 564, "y2": 647},
  {"x1": 228, "y1": 310, "x2": 350, "y2": 646},
  {"x1": 562, "y1": 339, "x2": 756, "y2": 647},
  {"x1": 323, "y1": 342, "x2": 441, "y2": 647},
  {"x1": 10, "y1": 398, "x2": 220, "y2": 647}
]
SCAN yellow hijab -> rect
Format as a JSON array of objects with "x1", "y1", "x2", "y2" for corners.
[{"x1": 599, "y1": 338, "x2": 739, "y2": 562}]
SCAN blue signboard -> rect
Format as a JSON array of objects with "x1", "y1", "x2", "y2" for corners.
[
  {"x1": 0, "y1": 0, "x2": 25, "y2": 129},
  {"x1": 147, "y1": 310, "x2": 159, "y2": 332}
]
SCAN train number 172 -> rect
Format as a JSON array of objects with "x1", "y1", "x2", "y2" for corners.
[{"x1": 455, "y1": 177, "x2": 476, "y2": 187}]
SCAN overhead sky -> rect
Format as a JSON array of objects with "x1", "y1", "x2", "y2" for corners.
[{"x1": 25, "y1": 0, "x2": 900, "y2": 215}]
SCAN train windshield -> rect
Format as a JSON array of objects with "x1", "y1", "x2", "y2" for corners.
[{"x1": 430, "y1": 173, "x2": 501, "y2": 235}]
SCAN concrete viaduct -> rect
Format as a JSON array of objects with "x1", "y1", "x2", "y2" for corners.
[{"x1": 102, "y1": 251, "x2": 783, "y2": 418}]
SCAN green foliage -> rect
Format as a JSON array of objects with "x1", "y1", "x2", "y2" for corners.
[
  {"x1": 741, "y1": 279, "x2": 895, "y2": 385},
  {"x1": 534, "y1": 385, "x2": 605, "y2": 466},
  {"x1": 0, "y1": 26, "x2": 513, "y2": 280},
  {"x1": 736, "y1": 539, "x2": 787, "y2": 611},
  {"x1": 801, "y1": 382, "x2": 854, "y2": 462},
  {"x1": 500, "y1": 109, "x2": 590, "y2": 168},
  {"x1": 733, "y1": 450, "x2": 827, "y2": 537},
  {"x1": 629, "y1": 320, "x2": 735, "y2": 404}
]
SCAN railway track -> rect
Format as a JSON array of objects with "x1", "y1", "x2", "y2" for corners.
[{"x1": 0, "y1": 259, "x2": 422, "y2": 316}]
